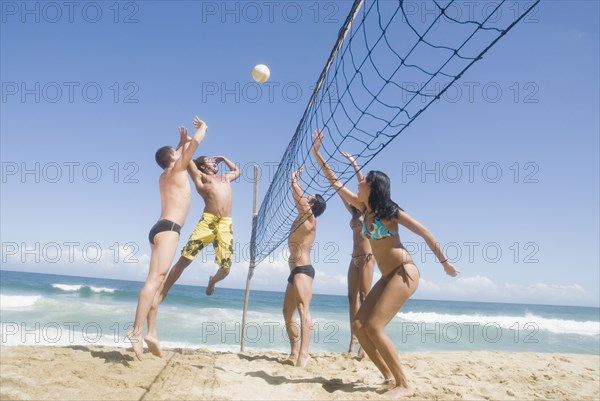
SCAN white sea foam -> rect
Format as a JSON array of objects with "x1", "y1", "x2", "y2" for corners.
[
  {"x1": 0, "y1": 295, "x2": 42, "y2": 309},
  {"x1": 51, "y1": 283, "x2": 116, "y2": 293},
  {"x1": 90, "y1": 287, "x2": 116, "y2": 293},
  {"x1": 52, "y1": 284, "x2": 83, "y2": 291},
  {"x1": 396, "y1": 311, "x2": 600, "y2": 336}
]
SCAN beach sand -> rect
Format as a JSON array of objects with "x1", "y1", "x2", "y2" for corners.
[{"x1": 1, "y1": 346, "x2": 598, "y2": 400}]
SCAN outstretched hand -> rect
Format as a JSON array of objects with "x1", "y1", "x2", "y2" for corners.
[
  {"x1": 341, "y1": 151, "x2": 357, "y2": 165},
  {"x1": 292, "y1": 165, "x2": 304, "y2": 180},
  {"x1": 193, "y1": 116, "x2": 207, "y2": 131},
  {"x1": 179, "y1": 126, "x2": 190, "y2": 142},
  {"x1": 341, "y1": 151, "x2": 364, "y2": 180},
  {"x1": 214, "y1": 156, "x2": 225, "y2": 164},
  {"x1": 443, "y1": 262, "x2": 460, "y2": 277},
  {"x1": 311, "y1": 129, "x2": 323, "y2": 154}
]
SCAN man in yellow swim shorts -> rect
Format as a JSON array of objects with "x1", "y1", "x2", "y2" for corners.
[
  {"x1": 180, "y1": 211, "x2": 234, "y2": 273},
  {"x1": 144, "y1": 154, "x2": 240, "y2": 355},
  {"x1": 167, "y1": 154, "x2": 239, "y2": 295}
]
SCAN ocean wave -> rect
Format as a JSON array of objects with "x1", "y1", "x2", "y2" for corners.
[
  {"x1": 0, "y1": 294, "x2": 42, "y2": 308},
  {"x1": 396, "y1": 311, "x2": 600, "y2": 336},
  {"x1": 90, "y1": 287, "x2": 116, "y2": 294},
  {"x1": 51, "y1": 283, "x2": 116, "y2": 294}
]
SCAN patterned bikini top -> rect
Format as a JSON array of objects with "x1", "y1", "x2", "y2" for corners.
[{"x1": 362, "y1": 217, "x2": 399, "y2": 240}]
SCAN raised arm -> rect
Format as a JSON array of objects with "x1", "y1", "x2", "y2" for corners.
[
  {"x1": 291, "y1": 166, "x2": 311, "y2": 214},
  {"x1": 215, "y1": 155, "x2": 241, "y2": 182},
  {"x1": 175, "y1": 126, "x2": 191, "y2": 152},
  {"x1": 186, "y1": 158, "x2": 205, "y2": 189},
  {"x1": 340, "y1": 152, "x2": 364, "y2": 182},
  {"x1": 173, "y1": 116, "x2": 207, "y2": 172},
  {"x1": 311, "y1": 130, "x2": 365, "y2": 212},
  {"x1": 395, "y1": 211, "x2": 460, "y2": 277}
]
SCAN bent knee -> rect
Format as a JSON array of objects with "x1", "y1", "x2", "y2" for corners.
[
  {"x1": 351, "y1": 319, "x2": 364, "y2": 335},
  {"x1": 363, "y1": 320, "x2": 383, "y2": 337},
  {"x1": 145, "y1": 274, "x2": 166, "y2": 290},
  {"x1": 296, "y1": 302, "x2": 310, "y2": 316}
]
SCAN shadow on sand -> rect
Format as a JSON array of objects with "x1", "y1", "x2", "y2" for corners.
[
  {"x1": 245, "y1": 370, "x2": 374, "y2": 393},
  {"x1": 66, "y1": 345, "x2": 135, "y2": 367}
]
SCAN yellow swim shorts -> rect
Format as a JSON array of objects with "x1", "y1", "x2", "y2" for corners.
[{"x1": 181, "y1": 213, "x2": 234, "y2": 269}]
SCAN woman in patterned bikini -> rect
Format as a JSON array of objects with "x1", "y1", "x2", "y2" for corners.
[{"x1": 312, "y1": 130, "x2": 460, "y2": 398}]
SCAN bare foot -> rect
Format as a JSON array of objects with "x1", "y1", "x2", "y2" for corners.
[
  {"x1": 126, "y1": 331, "x2": 144, "y2": 361},
  {"x1": 376, "y1": 378, "x2": 396, "y2": 392},
  {"x1": 144, "y1": 335, "x2": 162, "y2": 357},
  {"x1": 206, "y1": 276, "x2": 216, "y2": 296},
  {"x1": 288, "y1": 343, "x2": 299, "y2": 361},
  {"x1": 296, "y1": 353, "x2": 312, "y2": 368},
  {"x1": 385, "y1": 385, "x2": 414, "y2": 398},
  {"x1": 283, "y1": 352, "x2": 298, "y2": 366}
]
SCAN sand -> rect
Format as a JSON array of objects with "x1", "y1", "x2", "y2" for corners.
[{"x1": 1, "y1": 346, "x2": 598, "y2": 400}]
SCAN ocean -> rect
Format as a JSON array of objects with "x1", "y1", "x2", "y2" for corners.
[{"x1": 1, "y1": 270, "x2": 598, "y2": 355}]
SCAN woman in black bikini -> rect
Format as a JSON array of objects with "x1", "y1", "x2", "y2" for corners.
[
  {"x1": 339, "y1": 152, "x2": 375, "y2": 355},
  {"x1": 312, "y1": 131, "x2": 460, "y2": 398}
]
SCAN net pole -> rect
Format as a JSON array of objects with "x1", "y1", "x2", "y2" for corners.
[{"x1": 240, "y1": 164, "x2": 259, "y2": 352}]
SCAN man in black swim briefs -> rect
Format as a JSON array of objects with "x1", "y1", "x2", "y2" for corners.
[
  {"x1": 127, "y1": 117, "x2": 208, "y2": 361},
  {"x1": 283, "y1": 166, "x2": 326, "y2": 368},
  {"x1": 148, "y1": 220, "x2": 181, "y2": 245}
]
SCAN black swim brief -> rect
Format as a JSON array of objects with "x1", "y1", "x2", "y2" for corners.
[
  {"x1": 148, "y1": 219, "x2": 182, "y2": 244},
  {"x1": 287, "y1": 264, "x2": 315, "y2": 284}
]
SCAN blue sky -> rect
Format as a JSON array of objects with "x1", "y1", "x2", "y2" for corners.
[{"x1": 1, "y1": 1, "x2": 598, "y2": 307}]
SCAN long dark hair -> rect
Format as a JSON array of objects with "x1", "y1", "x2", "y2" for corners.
[{"x1": 366, "y1": 170, "x2": 403, "y2": 220}]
